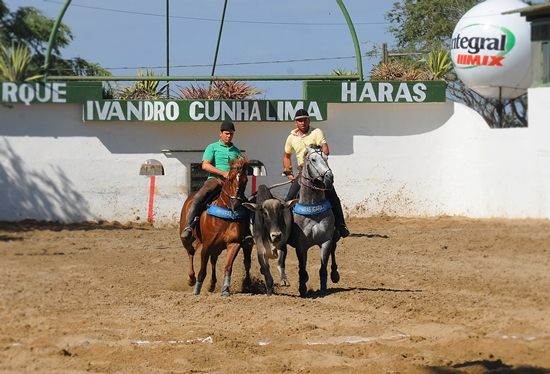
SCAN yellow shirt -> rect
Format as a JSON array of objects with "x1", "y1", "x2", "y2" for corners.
[{"x1": 284, "y1": 126, "x2": 326, "y2": 166}]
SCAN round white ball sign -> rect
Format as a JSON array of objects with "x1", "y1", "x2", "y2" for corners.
[{"x1": 451, "y1": 0, "x2": 531, "y2": 99}]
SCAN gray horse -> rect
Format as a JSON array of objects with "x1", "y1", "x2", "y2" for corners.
[{"x1": 290, "y1": 145, "x2": 340, "y2": 297}]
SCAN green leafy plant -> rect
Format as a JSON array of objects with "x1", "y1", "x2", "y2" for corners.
[
  {"x1": 331, "y1": 68, "x2": 357, "y2": 76},
  {"x1": 369, "y1": 61, "x2": 428, "y2": 81},
  {"x1": 174, "y1": 80, "x2": 264, "y2": 100},
  {"x1": 102, "y1": 82, "x2": 115, "y2": 99},
  {"x1": 0, "y1": 41, "x2": 43, "y2": 81},
  {"x1": 115, "y1": 68, "x2": 167, "y2": 100},
  {"x1": 424, "y1": 48, "x2": 452, "y2": 81},
  {"x1": 138, "y1": 68, "x2": 166, "y2": 94}
]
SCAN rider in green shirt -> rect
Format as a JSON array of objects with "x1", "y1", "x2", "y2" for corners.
[{"x1": 181, "y1": 121, "x2": 245, "y2": 241}]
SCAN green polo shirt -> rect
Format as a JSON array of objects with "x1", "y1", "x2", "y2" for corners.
[{"x1": 202, "y1": 140, "x2": 242, "y2": 179}]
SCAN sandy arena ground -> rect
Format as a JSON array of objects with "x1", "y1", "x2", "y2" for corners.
[{"x1": 1, "y1": 216, "x2": 550, "y2": 373}]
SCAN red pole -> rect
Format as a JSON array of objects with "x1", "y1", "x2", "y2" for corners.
[
  {"x1": 251, "y1": 175, "x2": 257, "y2": 194},
  {"x1": 148, "y1": 176, "x2": 155, "y2": 224}
]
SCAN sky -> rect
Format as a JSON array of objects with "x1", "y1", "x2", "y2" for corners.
[{"x1": 4, "y1": 0, "x2": 397, "y2": 99}]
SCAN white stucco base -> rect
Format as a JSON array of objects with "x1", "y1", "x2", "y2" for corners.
[{"x1": 1, "y1": 88, "x2": 549, "y2": 226}]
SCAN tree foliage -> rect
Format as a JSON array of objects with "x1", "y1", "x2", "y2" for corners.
[
  {"x1": 386, "y1": 0, "x2": 480, "y2": 52},
  {"x1": 0, "y1": 0, "x2": 110, "y2": 77},
  {"x1": 383, "y1": 0, "x2": 528, "y2": 128}
]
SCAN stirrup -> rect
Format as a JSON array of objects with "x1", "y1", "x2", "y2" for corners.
[
  {"x1": 242, "y1": 235, "x2": 254, "y2": 246},
  {"x1": 181, "y1": 226, "x2": 193, "y2": 240}
]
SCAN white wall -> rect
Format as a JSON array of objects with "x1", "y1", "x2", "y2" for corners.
[
  {"x1": 326, "y1": 100, "x2": 543, "y2": 218},
  {"x1": 1, "y1": 90, "x2": 550, "y2": 226}
]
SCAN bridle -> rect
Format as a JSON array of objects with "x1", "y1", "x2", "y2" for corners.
[
  {"x1": 220, "y1": 164, "x2": 247, "y2": 210},
  {"x1": 300, "y1": 146, "x2": 332, "y2": 191}
]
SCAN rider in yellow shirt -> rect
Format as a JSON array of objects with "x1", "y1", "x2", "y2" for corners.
[{"x1": 283, "y1": 109, "x2": 350, "y2": 238}]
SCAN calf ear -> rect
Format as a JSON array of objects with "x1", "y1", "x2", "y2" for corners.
[
  {"x1": 284, "y1": 199, "x2": 298, "y2": 210},
  {"x1": 242, "y1": 202, "x2": 260, "y2": 212}
]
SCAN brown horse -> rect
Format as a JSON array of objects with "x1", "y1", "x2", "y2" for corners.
[{"x1": 179, "y1": 156, "x2": 250, "y2": 296}]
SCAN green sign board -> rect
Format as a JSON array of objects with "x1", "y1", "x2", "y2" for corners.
[
  {"x1": 1, "y1": 81, "x2": 102, "y2": 105},
  {"x1": 303, "y1": 81, "x2": 447, "y2": 103},
  {"x1": 83, "y1": 100, "x2": 327, "y2": 122},
  {"x1": 2, "y1": 80, "x2": 446, "y2": 122}
]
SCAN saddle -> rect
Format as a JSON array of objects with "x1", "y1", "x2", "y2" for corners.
[{"x1": 203, "y1": 185, "x2": 248, "y2": 220}]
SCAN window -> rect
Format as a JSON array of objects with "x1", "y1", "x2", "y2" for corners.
[{"x1": 190, "y1": 163, "x2": 208, "y2": 193}]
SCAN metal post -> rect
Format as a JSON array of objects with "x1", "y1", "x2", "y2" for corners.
[
  {"x1": 212, "y1": 0, "x2": 229, "y2": 78},
  {"x1": 382, "y1": 42, "x2": 388, "y2": 64},
  {"x1": 166, "y1": 0, "x2": 170, "y2": 98},
  {"x1": 498, "y1": 86, "x2": 503, "y2": 128},
  {"x1": 46, "y1": 74, "x2": 362, "y2": 82}
]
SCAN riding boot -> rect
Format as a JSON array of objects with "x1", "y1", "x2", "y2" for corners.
[
  {"x1": 182, "y1": 179, "x2": 221, "y2": 241},
  {"x1": 285, "y1": 177, "x2": 301, "y2": 201},
  {"x1": 325, "y1": 188, "x2": 350, "y2": 238},
  {"x1": 242, "y1": 223, "x2": 254, "y2": 248},
  {"x1": 181, "y1": 202, "x2": 202, "y2": 240}
]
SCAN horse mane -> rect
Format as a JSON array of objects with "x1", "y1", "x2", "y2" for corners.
[{"x1": 230, "y1": 155, "x2": 249, "y2": 172}]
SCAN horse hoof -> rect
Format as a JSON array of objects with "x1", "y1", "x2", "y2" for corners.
[
  {"x1": 208, "y1": 284, "x2": 216, "y2": 293},
  {"x1": 331, "y1": 271, "x2": 340, "y2": 284},
  {"x1": 221, "y1": 290, "x2": 230, "y2": 297},
  {"x1": 193, "y1": 281, "x2": 203, "y2": 295},
  {"x1": 280, "y1": 279, "x2": 291, "y2": 287},
  {"x1": 266, "y1": 288, "x2": 273, "y2": 296},
  {"x1": 187, "y1": 277, "x2": 196, "y2": 287}
]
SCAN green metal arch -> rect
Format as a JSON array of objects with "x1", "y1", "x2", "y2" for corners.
[
  {"x1": 336, "y1": 0, "x2": 363, "y2": 79},
  {"x1": 44, "y1": 0, "x2": 363, "y2": 81},
  {"x1": 43, "y1": 0, "x2": 72, "y2": 81}
]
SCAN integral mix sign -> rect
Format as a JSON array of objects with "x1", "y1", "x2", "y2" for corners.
[
  {"x1": 450, "y1": 0, "x2": 531, "y2": 100},
  {"x1": 1, "y1": 81, "x2": 446, "y2": 122}
]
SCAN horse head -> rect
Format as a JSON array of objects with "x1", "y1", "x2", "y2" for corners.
[
  {"x1": 223, "y1": 155, "x2": 249, "y2": 213},
  {"x1": 302, "y1": 145, "x2": 333, "y2": 190}
]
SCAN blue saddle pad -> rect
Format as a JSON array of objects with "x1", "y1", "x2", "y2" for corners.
[
  {"x1": 293, "y1": 200, "x2": 332, "y2": 215},
  {"x1": 206, "y1": 205, "x2": 248, "y2": 220}
]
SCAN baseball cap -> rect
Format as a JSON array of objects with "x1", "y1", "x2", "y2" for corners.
[
  {"x1": 220, "y1": 121, "x2": 236, "y2": 131},
  {"x1": 294, "y1": 109, "x2": 309, "y2": 120}
]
